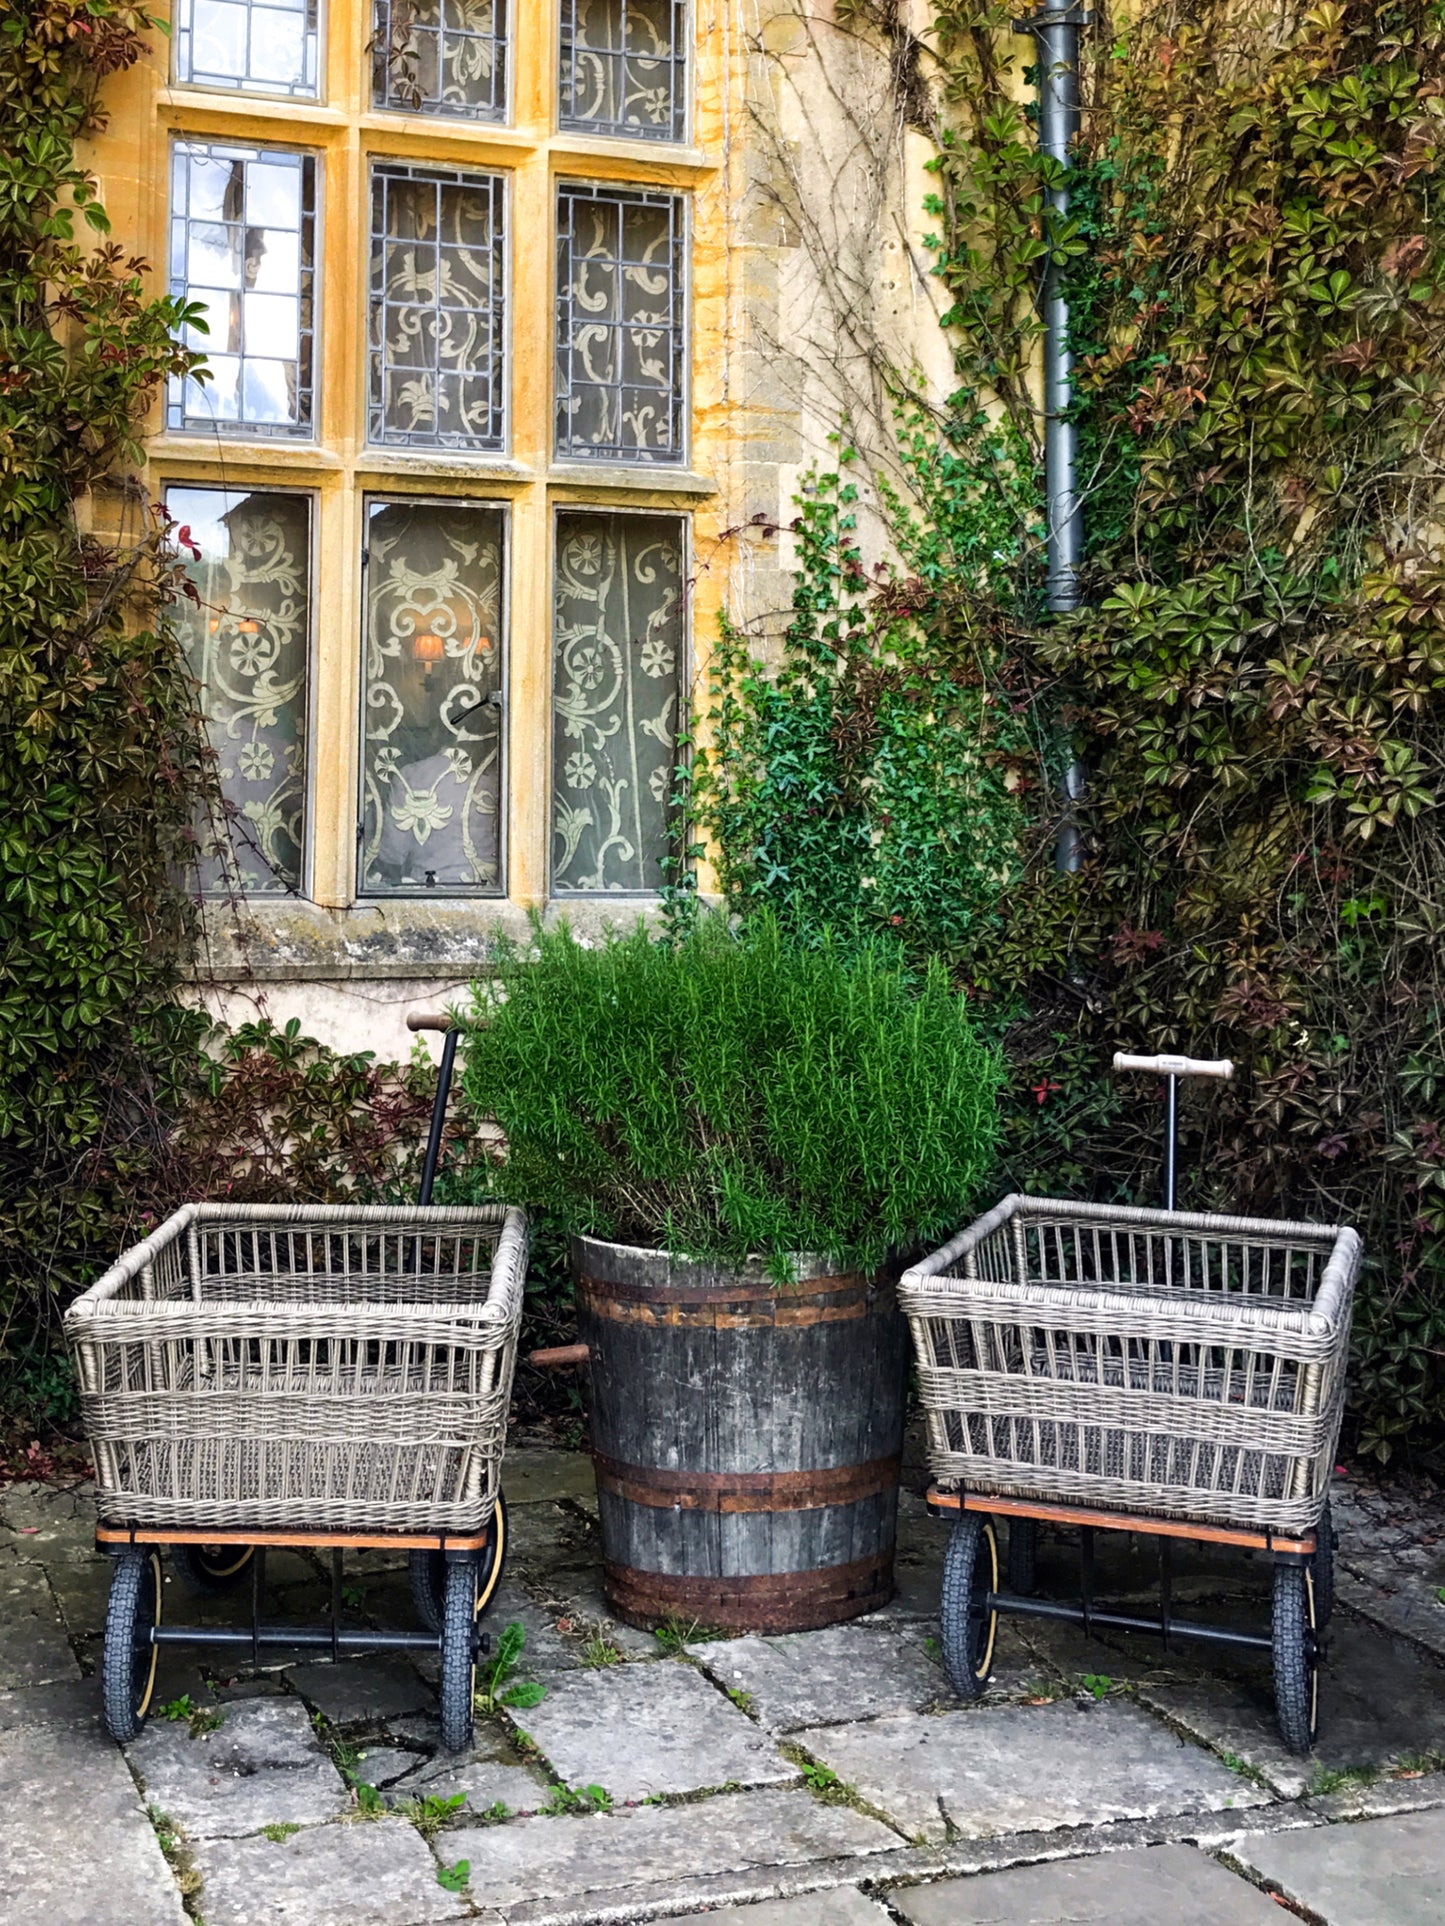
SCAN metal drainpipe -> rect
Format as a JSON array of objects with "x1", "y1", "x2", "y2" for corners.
[{"x1": 1018, "y1": 4, "x2": 1087, "y2": 871}]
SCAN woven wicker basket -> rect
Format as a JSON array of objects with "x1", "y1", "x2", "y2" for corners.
[
  {"x1": 900, "y1": 1195, "x2": 1360, "y2": 1536},
  {"x1": 65, "y1": 1203, "x2": 527, "y2": 1536}
]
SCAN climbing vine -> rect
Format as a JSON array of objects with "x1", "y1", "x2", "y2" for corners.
[{"x1": 695, "y1": 0, "x2": 1445, "y2": 1458}]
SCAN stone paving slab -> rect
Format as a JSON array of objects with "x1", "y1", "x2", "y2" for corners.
[
  {"x1": 483, "y1": 1579, "x2": 588, "y2": 1673},
  {"x1": 0, "y1": 1481, "x2": 98, "y2": 1559},
  {"x1": 191, "y1": 1815, "x2": 475, "y2": 1925},
  {"x1": 652, "y1": 1889, "x2": 893, "y2": 1924},
  {"x1": 504, "y1": 1448, "x2": 596, "y2": 1508},
  {"x1": 889, "y1": 1842, "x2": 1282, "y2": 1923},
  {"x1": 0, "y1": 1678, "x2": 99, "y2": 1731},
  {"x1": 128, "y1": 1694, "x2": 351, "y2": 1838},
  {"x1": 0, "y1": 1710, "x2": 189, "y2": 1926},
  {"x1": 692, "y1": 1624, "x2": 946, "y2": 1732},
  {"x1": 395, "y1": 1726, "x2": 551, "y2": 1813},
  {"x1": 348, "y1": 1743, "x2": 425, "y2": 1789},
  {"x1": 1337, "y1": 1564, "x2": 1445, "y2": 1663},
  {"x1": 439, "y1": 1787, "x2": 902, "y2": 1911},
  {"x1": 0, "y1": 1553, "x2": 80, "y2": 1688},
  {"x1": 1233, "y1": 1809, "x2": 1445, "y2": 1924},
  {"x1": 1137, "y1": 1616, "x2": 1445, "y2": 1798},
  {"x1": 794, "y1": 1701, "x2": 1271, "y2": 1843},
  {"x1": 285, "y1": 1656, "x2": 434, "y2": 1725},
  {"x1": 518, "y1": 1658, "x2": 796, "y2": 1801}
]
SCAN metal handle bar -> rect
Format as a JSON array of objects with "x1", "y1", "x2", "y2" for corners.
[
  {"x1": 1113, "y1": 1051, "x2": 1234, "y2": 1082},
  {"x1": 407, "y1": 1010, "x2": 455, "y2": 1035}
]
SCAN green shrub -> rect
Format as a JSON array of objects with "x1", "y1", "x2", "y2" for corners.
[{"x1": 457, "y1": 915, "x2": 1003, "y2": 1273}]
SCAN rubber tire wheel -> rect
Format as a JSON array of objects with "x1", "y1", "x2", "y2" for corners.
[
  {"x1": 1310, "y1": 1499, "x2": 1335, "y2": 1632},
  {"x1": 1006, "y1": 1518, "x2": 1037, "y2": 1596},
  {"x1": 410, "y1": 1489, "x2": 508, "y2": 1634},
  {"x1": 940, "y1": 1514, "x2": 999, "y2": 1700},
  {"x1": 439, "y1": 1552, "x2": 481, "y2": 1753},
  {"x1": 1272, "y1": 1560, "x2": 1320, "y2": 1755},
  {"x1": 170, "y1": 1543, "x2": 255, "y2": 1595},
  {"x1": 103, "y1": 1548, "x2": 162, "y2": 1744}
]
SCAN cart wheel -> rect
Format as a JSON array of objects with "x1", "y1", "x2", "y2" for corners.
[
  {"x1": 170, "y1": 1543, "x2": 255, "y2": 1595},
  {"x1": 1272, "y1": 1560, "x2": 1320, "y2": 1755},
  {"x1": 940, "y1": 1513, "x2": 999, "y2": 1700},
  {"x1": 1006, "y1": 1518, "x2": 1037, "y2": 1596},
  {"x1": 1309, "y1": 1500, "x2": 1335, "y2": 1632},
  {"x1": 439, "y1": 1552, "x2": 483, "y2": 1753},
  {"x1": 410, "y1": 1489, "x2": 508, "y2": 1634},
  {"x1": 103, "y1": 1548, "x2": 162, "y2": 1744}
]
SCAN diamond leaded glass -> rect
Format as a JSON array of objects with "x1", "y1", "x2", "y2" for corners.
[
  {"x1": 360, "y1": 500, "x2": 505, "y2": 896},
  {"x1": 552, "y1": 511, "x2": 684, "y2": 892},
  {"x1": 559, "y1": 0, "x2": 687, "y2": 142},
  {"x1": 555, "y1": 183, "x2": 685, "y2": 463}
]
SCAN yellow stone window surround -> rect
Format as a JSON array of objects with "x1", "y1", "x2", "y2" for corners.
[{"x1": 84, "y1": 0, "x2": 733, "y2": 919}]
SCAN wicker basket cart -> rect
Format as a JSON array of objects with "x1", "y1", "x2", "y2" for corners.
[
  {"x1": 900, "y1": 1051, "x2": 1360, "y2": 1753},
  {"x1": 65, "y1": 1012, "x2": 524, "y2": 1752}
]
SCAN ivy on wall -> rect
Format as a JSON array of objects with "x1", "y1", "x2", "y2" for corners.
[
  {"x1": 0, "y1": 2, "x2": 213, "y2": 1416},
  {"x1": 694, "y1": 0, "x2": 1445, "y2": 1459}
]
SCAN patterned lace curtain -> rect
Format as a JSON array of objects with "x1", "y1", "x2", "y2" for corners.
[
  {"x1": 169, "y1": 486, "x2": 310, "y2": 895},
  {"x1": 555, "y1": 184, "x2": 685, "y2": 462},
  {"x1": 372, "y1": 0, "x2": 507, "y2": 119},
  {"x1": 361, "y1": 500, "x2": 505, "y2": 894},
  {"x1": 552, "y1": 511, "x2": 683, "y2": 892},
  {"x1": 368, "y1": 164, "x2": 506, "y2": 450},
  {"x1": 558, "y1": 0, "x2": 687, "y2": 142}
]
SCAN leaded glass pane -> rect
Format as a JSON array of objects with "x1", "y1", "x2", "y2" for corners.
[
  {"x1": 361, "y1": 501, "x2": 505, "y2": 895},
  {"x1": 174, "y1": 0, "x2": 319, "y2": 98},
  {"x1": 368, "y1": 165, "x2": 506, "y2": 451},
  {"x1": 168, "y1": 141, "x2": 316, "y2": 437},
  {"x1": 168, "y1": 486, "x2": 310, "y2": 895},
  {"x1": 372, "y1": 0, "x2": 507, "y2": 120},
  {"x1": 552, "y1": 511, "x2": 683, "y2": 893},
  {"x1": 555, "y1": 184, "x2": 685, "y2": 463},
  {"x1": 559, "y1": 0, "x2": 686, "y2": 142}
]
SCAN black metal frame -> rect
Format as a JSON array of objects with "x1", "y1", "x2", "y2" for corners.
[
  {"x1": 929, "y1": 1495, "x2": 1317, "y2": 1660},
  {"x1": 105, "y1": 1540, "x2": 492, "y2": 1661}
]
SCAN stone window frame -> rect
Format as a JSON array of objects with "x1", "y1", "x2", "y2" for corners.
[
  {"x1": 548, "y1": 502, "x2": 691, "y2": 899},
  {"x1": 172, "y1": 0, "x2": 324, "y2": 102},
  {"x1": 166, "y1": 137, "x2": 321, "y2": 441},
  {"x1": 557, "y1": 0, "x2": 690, "y2": 146},
  {"x1": 370, "y1": 0, "x2": 511, "y2": 125},
  {"x1": 553, "y1": 178, "x2": 689, "y2": 468},
  {"x1": 356, "y1": 491, "x2": 512, "y2": 902},
  {"x1": 366, "y1": 159, "x2": 511, "y2": 455},
  {"x1": 163, "y1": 478, "x2": 319, "y2": 901}
]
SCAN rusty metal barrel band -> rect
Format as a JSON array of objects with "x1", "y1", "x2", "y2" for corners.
[
  {"x1": 603, "y1": 1551, "x2": 893, "y2": 1633},
  {"x1": 578, "y1": 1270, "x2": 873, "y2": 1329},
  {"x1": 592, "y1": 1450, "x2": 901, "y2": 1514}
]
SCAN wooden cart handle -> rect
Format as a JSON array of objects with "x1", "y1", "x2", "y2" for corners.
[
  {"x1": 528, "y1": 1343, "x2": 590, "y2": 1370},
  {"x1": 1113, "y1": 1051, "x2": 1234, "y2": 1081},
  {"x1": 407, "y1": 1010, "x2": 456, "y2": 1034}
]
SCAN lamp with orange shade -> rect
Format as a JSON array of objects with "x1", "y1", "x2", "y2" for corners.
[{"x1": 412, "y1": 630, "x2": 446, "y2": 677}]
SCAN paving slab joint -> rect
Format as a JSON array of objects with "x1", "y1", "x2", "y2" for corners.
[
  {"x1": 144, "y1": 1802, "x2": 205, "y2": 1917},
  {"x1": 1210, "y1": 1844, "x2": 1326, "y2": 1925},
  {"x1": 775, "y1": 1738, "x2": 928, "y2": 1845}
]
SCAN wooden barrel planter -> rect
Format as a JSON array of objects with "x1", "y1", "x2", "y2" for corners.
[{"x1": 573, "y1": 1235, "x2": 909, "y2": 1634}]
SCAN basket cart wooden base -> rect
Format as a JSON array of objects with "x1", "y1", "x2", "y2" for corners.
[
  {"x1": 66, "y1": 1013, "x2": 526, "y2": 1753},
  {"x1": 901, "y1": 1052, "x2": 1361, "y2": 1756}
]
